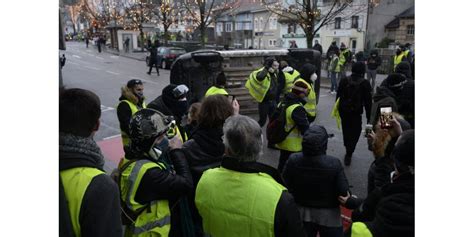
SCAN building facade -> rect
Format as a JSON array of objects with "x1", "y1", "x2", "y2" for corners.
[
  {"x1": 384, "y1": 6, "x2": 414, "y2": 47},
  {"x1": 366, "y1": 0, "x2": 414, "y2": 49}
]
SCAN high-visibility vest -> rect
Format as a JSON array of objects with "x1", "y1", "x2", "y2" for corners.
[
  {"x1": 403, "y1": 49, "x2": 411, "y2": 58},
  {"x1": 351, "y1": 222, "x2": 373, "y2": 237},
  {"x1": 117, "y1": 100, "x2": 147, "y2": 147},
  {"x1": 120, "y1": 159, "x2": 171, "y2": 236},
  {"x1": 166, "y1": 123, "x2": 188, "y2": 143},
  {"x1": 339, "y1": 49, "x2": 350, "y2": 66},
  {"x1": 393, "y1": 54, "x2": 405, "y2": 71},
  {"x1": 283, "y1": 70, "x2": 300, "y2": 93},
  {"x1": 195, "y1": 167, "x2": 286, "y2": 237},
  {"x1": 245, "y1": 67, "x2": 272, "y2": 103},
  {"x1": 293, "y1": 79, "x2": 317, "y2": 117},
  {"x1": 205, "y1": 86, "x2": 229, "y2": 97},
  {"x1": 275, "y1": 103, "x2": 305, "y2": 152},
  {"x1": 60, "y1": 167, "x2": 104, "y2": 237}
]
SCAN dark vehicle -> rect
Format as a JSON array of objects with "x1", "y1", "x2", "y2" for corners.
[
  {"x1": 146, "y1": 47, "x2": 187, "y2": 69},
  {"x1": 171, "y1": 49, "x2": 321, "y2": 114}
]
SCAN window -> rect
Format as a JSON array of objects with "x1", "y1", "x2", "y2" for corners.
[
  {"x1": 260, "y1": 18, "x2": 264, "y2": 31},
  {"x1": 335, "y1": 17, "x2": 341, "y2": 29},
  {"x1": 216, "y1": 23, "x2": 223, "y2": 33},
  {"x1": 288, "y1": 23, "x2": 297, "y2": 34},
  {"x1": 254, "y1": 19, "x2": 259, "y2": 31},
  {"x1": 225, "y1": 22, "x2": 233, "y2": 32},
  {"x1": 351, "y1": 16, "x2": 359, "y2": 29},
  {"x1": 407, "y1": 25, "x2": 414, "y2": 35},
  {"x1": 269, "y1": 39, "x2": 273, "y2": 46},
  {"x1": 269, "y1": 17, "x2": 277, "y2": 30}
]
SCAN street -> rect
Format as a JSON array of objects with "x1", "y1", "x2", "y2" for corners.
[{"x1": 62, "y1": 41, "x2": 373, "y2": 199}]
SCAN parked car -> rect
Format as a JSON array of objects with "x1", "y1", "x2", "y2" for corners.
[{"x1": 146, "y1": 47, "x2": 185, "y2": 69}]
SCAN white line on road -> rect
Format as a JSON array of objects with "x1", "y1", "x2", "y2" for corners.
[
  {"x1": 72, "y1": 55, "x2": 81, "y2": 58},
  {"x1": 100, "y1": 121, "x2": 121, "y2": 132},
  {"x1": 103, "y1": 134, "x2": 122, "y2": 140},
  {"x1": 96, "y1": 56, "x2": 104, "y2": 60},
  {"x1": 106, "y1": 71, "x2": 120, "y2": 75},
  {"x1": 85, "y1": 66, "x2": 100, "y2": 70},
  {"x1": 101, "y1": 105, "x2": 115, "y2": 112},
  {"x1": 110, "y1": 55, "x2": 119, "y2": 59},
  {"x1": 68, "y1": 62, "x2": 79, "y2": 65}
]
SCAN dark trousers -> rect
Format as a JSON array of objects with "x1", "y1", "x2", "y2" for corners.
[
  {"x1": 258, "y1": 100, "x2": 276, "y2": 127},
  {"x1": 303, "y1": 222, "x2": 343, "y2": 237},
  {"x1": 340, "y1": 112, "x2": 362, "y2": 156},
  {"x1": 148, "y1": 62, "x2": 160, "y2": 75},
  {"x1": 278, "y1": 150, "x2": 294, "y2": 174},
  {"x1": 97, "y1": 44, "x2": 101, "y2": 53}
]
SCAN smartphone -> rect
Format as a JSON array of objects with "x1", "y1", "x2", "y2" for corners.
[
  {"x1": 365, "y1": 124, "x2": 373, "y2": 137},
  {"x1": 379, "y1": 107, "x2": 393, "y2": 129},
  {"x1": 227, "y1": 94, "x2": 235, "y2": 103}
]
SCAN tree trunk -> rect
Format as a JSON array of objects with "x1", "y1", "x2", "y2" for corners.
[
  {"x1": 306, "y1": 33, "x2": 314, "y2": 49},
  {"x1": 164, "y1": 26, "x2": 169, "y2": 45},
  {"x1": 140, "y1": 27, "x2": 144, "y2": 52},
  {"x1": 200, "y1": 23, "x2": 206, "y2": 47}
]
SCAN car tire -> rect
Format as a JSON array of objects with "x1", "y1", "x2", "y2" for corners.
[{"x1": 162, "y1": 60, "x2": 167, "y2": 69}]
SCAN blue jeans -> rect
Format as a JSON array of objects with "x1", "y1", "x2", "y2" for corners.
[{"x1": 330, "y1": 72, "x2": 338, "y2": 92}]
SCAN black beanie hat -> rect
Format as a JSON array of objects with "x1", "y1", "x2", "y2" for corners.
[
  {"x1": 300, "y1": 63, "x2": 316, "y2": 82},
  {"x1": 162, "y1": 84, "x2": 178, "y2": 106},
  {"x1": 385, "y1": 73, "x2": 407, "y2": 89},
  {"x1": 352, "y1": 61, "x2": 366, "y2": 76},
  {"x1": 127, "y1": 79, "x2": 143, "y2": 88}
]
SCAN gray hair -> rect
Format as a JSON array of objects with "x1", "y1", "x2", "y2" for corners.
[{"x1": 223, "y1": 115, "x2": 263, "y2": 162}]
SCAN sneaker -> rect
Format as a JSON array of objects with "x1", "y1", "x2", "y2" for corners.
[
  {"x1": 344, "y1": 154, "x2": 352, "y2": 166},
  {"x1": 331, "y1": 91, "x2": 336, "y2": 95},
  {"x1": 146, "y1": 72, "x2": 151, "y2": 75}
]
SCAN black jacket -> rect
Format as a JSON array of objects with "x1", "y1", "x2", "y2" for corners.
[
  {"x1": 148, "y1": 96, "x2": 187, "y2": 139},
  {"x1": 218, "y1": 157, "x2": 306, "y2": 237},
  {"x1": 282, "y1": 126, "x2": 350, "y2": 208},
  {"x1": 256, "y1": 67, "x2": 279, "y2": 101},
  {"x1": 59, "y1": 133, "x2": 123, "y2": 237},
  {"x1": 312, "y1": 43, "x2": 323, "y2": 54},
  {"x1": 117, "y1": 86, "x2": 145, "y2": 136},
  {"x1": 129, "y1": 149, "x2": 194, "y2": 236},
  {"x1": 369, "y1": 86, "x2": 399, "y2": 126},
  {"x1": 367, "y1": 51, "x2": 382, "y2": 70},
  {"x1": 336, "y1": 75, "x2": 372, "y2": 121},
  {"x1": 398, "y1": 79, "x2": 415, "y2": 128},
  {"x1": 351, "y1": 173, "x2": 414, "y2": 223},
  {"x1": 283, "y1": 93, "x2": 310, "y2": 135},
  {"x1": 367, "y1": 155, "x2": 394, "y2": 196},
  {"x1": 326, "y1": 44, "x2": 339, "y2": 60}
]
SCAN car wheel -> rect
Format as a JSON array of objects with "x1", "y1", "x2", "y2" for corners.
[{"x1": 162, "y1": 60, "x2": 167, "y2": 69}]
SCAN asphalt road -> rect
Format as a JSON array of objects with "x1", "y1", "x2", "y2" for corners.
[{"x1": 61, "y1": 41, "x2": 373, "y2": 199}]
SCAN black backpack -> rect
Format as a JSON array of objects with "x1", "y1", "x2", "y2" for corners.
[
  {"x1": 266, "y1": 101, "x2": 296, "y2": 145},
  {"x1": 339, "y1": 77, "x2": 363, "y2": 113}
]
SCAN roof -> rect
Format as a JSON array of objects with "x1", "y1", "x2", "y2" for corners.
[{"x1": 385, "y1": 6, "x2": 414, "y2": 29}]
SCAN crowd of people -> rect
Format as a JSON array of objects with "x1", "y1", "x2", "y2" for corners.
[{"x1": 59, "y1": 40, "x2": 415, "y2": 237}]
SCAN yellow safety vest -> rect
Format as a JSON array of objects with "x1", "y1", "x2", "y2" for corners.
[
  {"x1": 293, "y1": 79, "x2": 317, "y2": 117},
  {"x1": 166, "y1": 123, "x2": 188, "y2": 143},
  {"x1": 403, "y1": 49, "x2": 411, "y2": 58},
  {"x1": 120, "y1": 159, "x2": 171, "y2": 237},
  {"x1": 351, "y1": 222, "x2": 373, "y2": 237},
  {"x1": 195, "y1": 167, "x2": 286, "y2": 237},
  {"x1": 393, "y1": 54, "x2": 405, "y2": 71},
  {"x1": 283, "y1": 70, "x2": 300, "y2": 93},
  {"x1": 117, "y1": 100, "x2": 147, "y2": 147},
  {"x1": 245, "y1": 67, "x2": 272, "y2": 103},
  {"x1": 275, "y1": 103, "x2": 305, "y2": 152},
  {"x1": 339, "y1": 49, "x2": 350, "y2": 67},
  {"x1": 205, "y1": 86, "x2": 229, "y2": 97},
  {"x1": 61, "y1": 167, "x2": 104, "y2": 237}
]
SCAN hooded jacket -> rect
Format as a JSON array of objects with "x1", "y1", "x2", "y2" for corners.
[
  {"x1": 117, "y1": 86, "x2": 146, "y2": 136},
  {"x1": 59, "y1": 133, "x2": 123, "y2": 237},
  {"x1": 282, "y1": 126, "x2": 350, "y2": 208},
  {"x1": 369, "y1": 86, "x2": 399, "y2": 126},
  {"x1": 367, "y1": 50, "x2": 382, "y2": 70},
  {"x1": 336, "y1": 74, "x2": 372, "y2": 120}
]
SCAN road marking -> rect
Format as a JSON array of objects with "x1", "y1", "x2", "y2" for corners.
[
  {"x1": 85, "y1": 65, "x2": 100, "y2": 70},
  {"x1": 101, "y1": 105, "x2": 115, "y2": 112},
  {"x1": 72, "y1": 55, "x2": 81, "y2": 58},
  {"x1": 68, "y1": 62, "x2": 79, "y2": 65},
  {"x1": 96, "y1": 56, "x2": 104, "y2": 60},
  {"x1": 106, "y1": 71, "x2": 120, "y2": 75},
  {"x1": 110, "y1": 55, "x2": 119, "y2": 59},
  {"x1": 100, "y1": 121, "x2": 121, "y2": 132},
  {"x1": 103, "y1": 134, "x2": 122, "y2": 140}
]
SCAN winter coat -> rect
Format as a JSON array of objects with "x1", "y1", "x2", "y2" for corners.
[
  {"x1": 369, "y1": 86, "x2": 399, "y2": 126},
  {"x1": 398, "y1": 79, "x2": 415, "y2": 128},
  {"x1": 312, "y1": 43, "x2": 323, "y2": 54},
  {"x1": 148, "y1": 45, "x2": 158, "y2": 64},
  {"x1": 367, "y1": 50, "x2": 382, "y2": 70},
  {"x1": 148, "y1": 95, "x2": 188, "y2": 140},
  {"x1": 282, "y1": 126, "x2": 350, "y2": 208},
  {"x1": 124, "y1": 148, "x2": 194, "y2": 236},
  {"x1": 326, "y1": 44, "x2": 339, "y2": 60},
  {"x1": 117, "y1": 86, "x2": 146, "y2": 136},
  {"x1": 59, "y1": 133, "x2": 123, "y2": 237},
  {"x1": 336, "y1": 74, "x2": 372, "y2": 121}
]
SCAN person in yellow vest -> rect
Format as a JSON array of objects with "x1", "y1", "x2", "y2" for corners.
[
  {"x1": 148, "y1": 84, "x2": 190, "y2": 143},
  {"x1": 120, "y1": 108, "x2": 194, "y2": 236},
  {"x1": 60, "y1": 88, "x2": 122, "y2": 237},
  {"x1": 205, "y1": 72, "x2": 229, "y2": 97},
  {"x1": 393, "y1": 46, "x2": 406, "y2": 72},
  {"x1": 329, "y1": 50, "x2": 341, "y2": 94},
  {"x1": 117, "y1": 79, "x2": 147, "y2": 149},
  {"x1": 245, "y1": 57, "x2": 280, "y2": 127},
  {"x1": 278, "y1": 60, "x2": 301, "y2": 97},
  {"x1": 402, "y1": 43, "x2": 413, "y2": 64},
  {"x1": 295, "y1": 63, "x2": 319, "y2": 123},
  {"x1": 195, "y1": 115, "x2": 306, "y2": 237},
  {"x1": 338, "y1": 43, "x2": 351, "y2": 79},
  {"x1": 275, "y1": 80, "x2": 310, "y2": 173}
]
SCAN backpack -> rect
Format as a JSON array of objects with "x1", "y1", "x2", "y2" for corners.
[
  {"x1": 339, "y1": 77, "x2": 363, "y2": 113},
  {"x1": 266, "y1": 101, "x2": 296, "y2": 145}
]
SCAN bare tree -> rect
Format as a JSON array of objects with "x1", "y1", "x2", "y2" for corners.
[
  {"x1": 183, "y1": 0, "x2": 238, "y2": 46},
  {"x1": 262, "y1": 0, "x2": 365, "y2": 48},
  {"x1": 123, "y1": 1, "x2": 155, "y2": 51}
]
